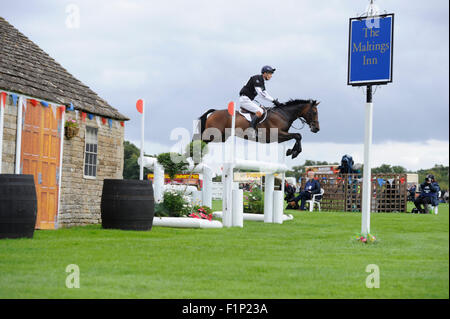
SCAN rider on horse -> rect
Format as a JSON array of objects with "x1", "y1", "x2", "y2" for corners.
[{"x1": 239, "y1": 65, "x2": 282, "y2": 132}]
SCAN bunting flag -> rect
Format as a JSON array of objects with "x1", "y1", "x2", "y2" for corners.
[
  {"x1": 1, "y1": 92, "x2": 119, "y2": 132},
  {"x1": 377, "y1": 178, "x2": 386, "y2": 187},
  {"x1": 387, "y1": 178, "x2": 394, "y2": 186},
  {"x1": 400, "y1": 177, "x2": 405, "y2": 184},
  {"x1": 0, "y1": 92, "x2": 6, "y2": 107},
  {"x1": 11, "y1": 94, "x2": 18, "y2": 106},
  {"x1": 29, "y1": 99, "x2": 38, "y2": 107}
]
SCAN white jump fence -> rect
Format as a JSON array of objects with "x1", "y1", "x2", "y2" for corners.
[
  {"x1": 138, "y1": 156, "x2": 213, "y2": 208},
  {"x1": 219, "y1": 101, "x2": 289, "y2": 228},
  {"x1": 138, "y1": 101, "x2": 291, "y2": 229}
]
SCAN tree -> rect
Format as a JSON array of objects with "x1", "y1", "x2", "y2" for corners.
[
  {"x1": 123, "y1": 141, "x2": 151, "y2": 179},
  {"x1": 417, "y1": 164, "x2": 449, "y2": 191},
  {"x1": 371, "y1": 164, "x2": 407, "y2": 174}
]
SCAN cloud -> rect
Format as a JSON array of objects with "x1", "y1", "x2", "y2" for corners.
[{"x1": 1, "y1": 0, "x2": 448, "y2": 150}]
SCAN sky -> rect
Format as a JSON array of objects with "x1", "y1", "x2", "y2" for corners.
[{"x1": 1, "y1": 0, "x2": 448, "y2": 171}]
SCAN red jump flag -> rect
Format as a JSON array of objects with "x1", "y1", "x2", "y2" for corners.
[
  {"x1": 227, "y1": 101, "x2": 235, "y2": 116},
  {"x1": 136, "y1": 99, "x2": 144, "y2": 114}
]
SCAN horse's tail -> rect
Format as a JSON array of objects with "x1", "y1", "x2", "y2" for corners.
[{"x1": 195, "y1": 109, "x2": 216, "y2": 140}]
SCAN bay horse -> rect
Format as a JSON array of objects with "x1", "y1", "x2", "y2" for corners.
[{"x1": 196, "y1": 99, "x2": 320, "y2": 159}]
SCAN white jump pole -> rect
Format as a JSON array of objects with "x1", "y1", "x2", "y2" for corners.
[
  {"x1": 361, "y1": 85, "x2": 373, "y2": 235},
  {"x1": 222, "y1": 101, "x2": 236, "y2": 227},
  {"x1": 139, "y1": 99, "x2": 145, "y2": 180},
  {"x1": 222, "y1": 163, "x2": 234, "y2": 227},
  {"x1": 232, "y1": 189, "x2": 243, "y2": 227},
  {"x1": 264, "y1": 173, "x2": 275, "y2": 223},
  {"x1": 273, "y1": 190, "x2": 284, "y2": 224},
  {"x1": 202, "y1": 165, "x2": 213, "y2": 208},
  {"x1": 139, "y1": 156, "x2": 164, "y2": 203}
]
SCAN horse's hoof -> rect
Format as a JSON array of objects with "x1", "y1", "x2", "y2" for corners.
[
  {"x1": 286, "y1": 149, "x2": 292, "y2": 156},
  {"x1": 292, "y1": 150, "x2": 301, "y2": 159}
]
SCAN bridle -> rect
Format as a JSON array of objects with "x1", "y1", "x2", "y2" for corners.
[{"x1": 293, "y1": 102, "x2": 317, "y2": 130}]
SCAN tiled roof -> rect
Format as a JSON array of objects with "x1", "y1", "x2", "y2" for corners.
[{"x1": 0, "y1": 17, "x2": 128, "y2": 120}]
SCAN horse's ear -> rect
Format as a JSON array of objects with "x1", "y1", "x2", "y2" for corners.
[{"x1": 315, "y1": 101, "x2": 320, "y2": 106}]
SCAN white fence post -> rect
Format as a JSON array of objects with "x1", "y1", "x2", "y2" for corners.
[
  {"x1": 264, "y1": 173, "x2": 275, "y2": 223},
  {"x1": 232, "y1": 189, "x2": 243, "y2": 227},
  {"x1": 273, "y1": 190, "x2": 284, "y2": 224}
]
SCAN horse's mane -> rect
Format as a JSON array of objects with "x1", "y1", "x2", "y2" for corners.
[{"x1": 272, "y1": 99, "x2": 316, "y2": 110}]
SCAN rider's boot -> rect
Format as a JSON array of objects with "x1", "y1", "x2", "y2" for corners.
[
  {"x1": 249, "y1": 115, "x2": 261, "y2": 139},
  {"x1": 250, "y1": 115, "x2": 259, "y2": 130}
]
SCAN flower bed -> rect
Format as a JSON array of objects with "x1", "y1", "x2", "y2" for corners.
[{"x1": 153, "y1": 189, "x2": 222, "y2": 228}]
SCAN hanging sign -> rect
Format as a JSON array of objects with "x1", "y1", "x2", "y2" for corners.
[{"x1": 348, "y1": 13, "x2": 394, "y2": 86}]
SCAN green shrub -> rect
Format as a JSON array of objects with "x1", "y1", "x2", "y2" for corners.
[
  {"x1": 156, "y1": 152, "x2": 189, "y2": 179},
  {"x1": 154, "y1": 189, "x2": 192, "y2": 217},
  {"x1": 244, "y1": 182, "x2": 264, "y2": 214}
]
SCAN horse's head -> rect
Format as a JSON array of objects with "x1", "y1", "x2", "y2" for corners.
[{"x1": 301, "y1": 100, "x2": 320, "y2": 133}]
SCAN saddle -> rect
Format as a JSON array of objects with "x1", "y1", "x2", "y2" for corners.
[{"x1": 239, "y1": 106, "x2": 268, "y2": 123}]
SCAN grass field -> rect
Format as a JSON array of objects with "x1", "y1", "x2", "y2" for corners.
[{"x1": 0, "y1": 202, "x2": 448, "y2": 299}]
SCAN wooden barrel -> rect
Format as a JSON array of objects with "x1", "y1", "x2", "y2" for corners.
[
  {"x1": 0, "y1": 174, "x2": 37, "y2": 239},
  {"x1": 101, "y1": 179, "x2": 155, "y2": 231}
]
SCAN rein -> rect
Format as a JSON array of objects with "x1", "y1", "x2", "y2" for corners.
[{"x1": 274, "y1": 103, "x2": 313, "y2": 130}]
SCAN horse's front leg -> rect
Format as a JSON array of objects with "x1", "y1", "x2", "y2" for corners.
[
  {"x1": 277, "y1": 131, "x2": 302, "y2": 158},
  {"x1": 290, "y1": 133, "x2": 302, "y2": 159}
]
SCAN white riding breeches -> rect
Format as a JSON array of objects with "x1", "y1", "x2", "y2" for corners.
[{"x1": 239, "y1": 95, "x2": 264, "y2": 114}]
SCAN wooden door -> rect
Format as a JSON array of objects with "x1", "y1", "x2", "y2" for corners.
[{"x1": 20, "y1": 101, "x2": 62, "y2": 229}]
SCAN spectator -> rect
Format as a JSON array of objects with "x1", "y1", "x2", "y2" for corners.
[
  {"x1": 288, "y1": 171, "x2": 321, "y2": 210},
  {"x1": 429, "y1": 175, "x2": 441, "y2": 207},
  {"x1": 408, "y1": 184, "x2": 417, "y2": 202},
  {"x1": 284, "y1": 181, "x2": 296, "y2": 209},
  {"x1": 414, "y1": 174, "x2": 439, "y2": 214}
]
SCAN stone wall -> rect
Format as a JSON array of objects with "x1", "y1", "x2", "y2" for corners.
[
  {"x1": 58, "y1": 117, "x2": 124, "y2": 227},
  {"x1": 0, "y1": 99, "x2": 125, "y2": 228},
  {"x1": 0, "y1": 98, "x2": 18, "y2": 173}
]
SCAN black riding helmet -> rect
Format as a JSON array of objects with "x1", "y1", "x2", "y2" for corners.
[{"x1": 261, "y1": 65, "x2": 276, "y2": 74}]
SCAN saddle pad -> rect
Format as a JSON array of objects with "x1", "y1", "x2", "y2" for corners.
[
  {"x1": 238, "y1": 108, "x2": 268, "y2": 123},
  {"x1": 239, "y1": 109, "x2": 252, "y2": 121}
]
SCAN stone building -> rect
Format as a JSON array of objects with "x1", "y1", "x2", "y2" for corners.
[{"x1": 0, "y1": 17, "x2": 129, "y2": 228}]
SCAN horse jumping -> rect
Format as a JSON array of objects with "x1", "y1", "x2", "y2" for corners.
[{"x1": 197, "y1": 99, "x2": 320, "y2": 159}]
